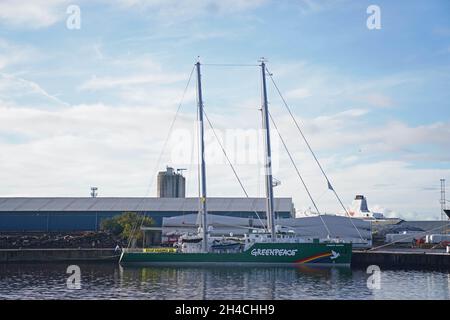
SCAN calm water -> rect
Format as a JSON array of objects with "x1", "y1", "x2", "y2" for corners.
[{"x1": 0, "y1": 263, "x2": 449, "y2": 300}]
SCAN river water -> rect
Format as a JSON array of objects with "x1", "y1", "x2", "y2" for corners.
[{"x1": 0, "y1": 263, "x2": 449, "y2": 300}]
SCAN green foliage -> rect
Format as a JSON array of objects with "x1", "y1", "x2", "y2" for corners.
[{"x1": 100, "y1": 212, "x2": 154, "y2": 241}]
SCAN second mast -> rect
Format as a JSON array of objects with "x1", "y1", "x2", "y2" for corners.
[
  {"x1": 196, "y1": 61, "x2": 208, "y2": 253},
  {"x1": 260, "y1": 60, "x2": 276, "y2": 240}
]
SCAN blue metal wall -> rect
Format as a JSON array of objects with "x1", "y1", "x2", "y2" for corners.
[{"x1": 0, "y1": 210, "x2": 290, "y2": 232}]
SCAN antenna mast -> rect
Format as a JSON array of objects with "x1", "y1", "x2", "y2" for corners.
[
  {"x1": 196, "y1": 61, "x2": 208, "y2": 252},
  {"x1": 260, "y1": 58, "x2": 276, "y2": 240}
]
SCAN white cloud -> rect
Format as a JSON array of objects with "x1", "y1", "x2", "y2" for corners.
[
  {"x1": 0, "y1": 1, "x2": 447, "y2": 224},
  {"x1": 117, "y1": 86, "x2": 196, "y2": 106},
  {"x1": 0, "y1": 103, "x2": 191, "y2": 196},
  {"x1": 257, "y1": 106, "x2": 449, "y2": 220},
  {"x1": 0, "y1": 72, "x2": 69, "y2": 107},
  {"x1": 361, "y1": 93, "x2": 394, "y2": 108},
  {"x1": 1, "y1": 99, "x2": 448, "y2": 221},
  {"x1": 75, "y1": 52, "x2": 196, "y2": 107},
  {"x1": 79, "y1": 73, "x2": 185, "y2": 91},
  {"x1": 285, "y1": 87, "x2": 311, "y2": 99},
  {"x1": 0, "y1": 0, "x2": 70, "y2": 29},
  {"x1": 275, "y1": 0, "x2": 349, "y2": 16},
  {"x1": 270, "y1": 60, "x2": 419, "y2": 113},
  {"x1": 270, "y1": 109, "x2": 450, "y2": 157},
  {"x1": 326, "y1": 161, "x2": 449, "y2": 220},
  {"x1": 0, "y1": 39, "x2": 37, "y2": 70},
  {"x1": 115, "y1": 0, "x2": 267, "y2": 17},
  {"x1": 294, "y1": 0, "x2": 329, "y2": 14},
  {"x1": 0, "y1": 0, "x2": 266, "y2": 29}
]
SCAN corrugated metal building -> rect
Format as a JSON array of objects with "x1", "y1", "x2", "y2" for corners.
[{"x1": 0, "y1": 197, "x2": 294, "y2": 232}]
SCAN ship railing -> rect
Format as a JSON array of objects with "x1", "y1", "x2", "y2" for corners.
[
  {"x1": 122, "y1": 247, "x2": 179, "y2": 253},
  {"x1": 121, "y1": 248, "x2": 143, "y2": 253}
]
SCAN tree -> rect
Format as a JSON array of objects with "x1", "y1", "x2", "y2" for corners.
[{"x1": 100, "y1": 212, "x2": 154, "y2": 243}]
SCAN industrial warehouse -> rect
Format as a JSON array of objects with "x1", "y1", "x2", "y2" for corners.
[
  {"x1": 0, "y1": 196, "x2": 294, "y2": 232},
  {"x1": 0, "y1": 167, "x2": 293, "y2": 232}
]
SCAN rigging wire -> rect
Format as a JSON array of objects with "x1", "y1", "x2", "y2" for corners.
[
  {"x1": 202, "y1": 108, "x2": 268, "y2": 232},
  {"x1": 203, "y1": 112, "x2": 248, "y2": 196},
  {"x1": 265, "y1": 67, "x2": 364, "y2": 241},
  {"x1": 171, "y1": 220, "x2": 266, "y2": 231},
  {"x1": 180, "y1": 118, "x2": 198, "y2": 221},
  {"x1": 125, "y1": 61, "x2": 371, "y2": 247},
  {"x1": 267, "y1": 110, "x2": 332, "y2": 238},
  {"x1": 127, "y1": 64, "x2": 196, "y2": 249}
]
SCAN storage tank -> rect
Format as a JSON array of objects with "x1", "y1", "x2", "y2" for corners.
[{"x1": 157, "y1": 167, "x2": 186, "y2": 198}]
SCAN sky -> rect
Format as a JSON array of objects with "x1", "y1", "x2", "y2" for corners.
[{"x1": 0, "y1": 0, "x2": 449, "y2": 220}]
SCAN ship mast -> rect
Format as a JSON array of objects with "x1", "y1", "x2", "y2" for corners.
[
  {"x1": 260, "y1": 59, "x2": 276, "y2": 240},
  {"x1": 196, "y1": 61, "x2": 208, "y2": 253}
]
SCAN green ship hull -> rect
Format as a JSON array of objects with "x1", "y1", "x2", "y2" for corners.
[{"x1": 119, "y1": 242, "x2": 352, "y2": 267}]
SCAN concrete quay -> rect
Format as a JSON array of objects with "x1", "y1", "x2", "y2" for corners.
[
  {"x1": 352, "y1": 248, "x2": 450, "y2": 269},
  {"x1": 0, "y1": 248, "x2": 120, "y2": 263}
]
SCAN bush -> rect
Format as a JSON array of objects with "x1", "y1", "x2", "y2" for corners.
[{"x1": 100, "y1": 212, "x2": 154, "y2": 242}]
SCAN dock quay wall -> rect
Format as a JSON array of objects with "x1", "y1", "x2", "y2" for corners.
[
  {"x1": 2, "y1": 248, "x2": 450, "y2": 268},
  {"x1": 0, "y1": 248, "x2": 120, "y2": 263},
  {"x1": 352, "y1": 250, "x2": 450, "y2": 268}
]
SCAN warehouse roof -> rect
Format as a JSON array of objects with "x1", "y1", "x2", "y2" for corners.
[{"x1": 0, "y1": 197, "x2": 293, "y2": 213}]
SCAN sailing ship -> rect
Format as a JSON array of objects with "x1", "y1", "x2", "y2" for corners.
[{"x1": 119, "y1": 60, "x2": 352, "y2": 267}]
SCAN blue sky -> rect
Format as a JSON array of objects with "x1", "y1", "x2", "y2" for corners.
[{"x1": 0, "y1": 0, "x2": 449, "y2": 220}]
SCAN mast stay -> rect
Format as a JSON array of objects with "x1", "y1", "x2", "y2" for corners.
[{"x1": 265, "y1": 67, "x2": 364, "y2": 241}]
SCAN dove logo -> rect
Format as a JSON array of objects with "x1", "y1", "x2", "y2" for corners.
[{"x1": 330, "y1": 250, "x2": 340, "y2": 260}]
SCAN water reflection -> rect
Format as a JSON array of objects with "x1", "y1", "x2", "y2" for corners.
[
  {"x1": 119, "y1": 265, "x2": 368, "y2": 300},
  {"x1": 0, "y1": 263, "x2": 449, "y2": 300}
]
